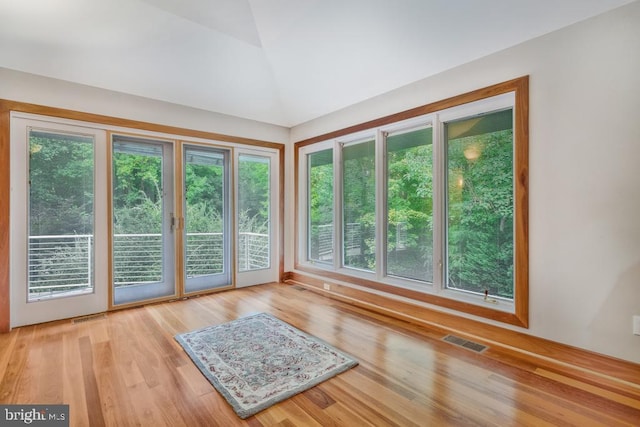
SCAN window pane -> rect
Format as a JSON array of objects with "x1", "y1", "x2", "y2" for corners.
[
  {"x1": 386, "y1": 127, "x2": 433, "y2": 282},
  {"x1": 184, "y1": 147, "x2": 225, "y2": 278},
  {"x1": 238, "y1": 154, "x2": 270, "y2": 271},
  {"x1": 343, "y1": 139, "x2": 375, "y2": 271},
  {"x1": 308, "y1": 149, "x2": 334, "y2": 264},
  {"x1": 446, "y1": 109, "x2": 514, "y2": 299},
  {"x1": 28, "y1": 131, "x2": 95, "y2": 300},
  {"x1": 112, "y1": 141, "x2": 164, "y2": 286}
]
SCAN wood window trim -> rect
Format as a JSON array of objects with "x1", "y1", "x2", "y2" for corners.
[
  {"x1": 294, "y1": 76, "x2": 529, "y2": 328},
  {"x1": 0, "y1": 107, "x2": 9, "y2": 332},
  {"x1": 0, "y1": 99, "x2": 286, "y2": 333}
]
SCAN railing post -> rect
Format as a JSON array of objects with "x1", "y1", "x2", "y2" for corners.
[{"x1": 88, "y1": 234, "x2": 92, "y2": 288}]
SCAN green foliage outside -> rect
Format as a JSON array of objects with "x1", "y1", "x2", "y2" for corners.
[
  {"x1": 343, "y1": 140, "x2": 376, "y2": 271},
  {"x1": 448, "y1": 129, "x2": 514, "y2": 298},
  {"x1": 29, "y1": 135, "x2": 95, "y2": 295},
  {"x1": 29, "y1": 135, "x2": 94, "y2": 236},
  {"x1": 112, "y1": 152, "x2": 163, "y2": 234},
  {"x1": 237, "y1": 155, "x2": 270, "y2": 235},
  {"x1": 29, "y1": 121, "x2": 514, "y2": 299},
  {"x1": 237, "y1": 155, "x2": 270, "y2": 271},
  {"x1": 386, "y1": 137, "x2": 434, "y2": 282},
  {"x1": 307, "y1": 117, "x2": 514, "y2": 299},
  {"x1": 29, "y1": 138, "x2": 273, "y2": 291},
  {"x1": 308, "y1": 150, "x2": 333, "y2": 263}
]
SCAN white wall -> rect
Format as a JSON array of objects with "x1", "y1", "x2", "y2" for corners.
[
  {"x1": 0, "y1": 68, "x2": 289, "y2": 144},
  {"x1": 288, "y1": 1, "x2": 640, "y2": 363}
]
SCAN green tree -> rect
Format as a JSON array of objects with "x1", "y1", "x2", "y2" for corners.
[
  {"x1": 447, "y1": 129, "x2": 514, "y2": 298},
  {"x1": 386, "y1": 140, "x2": 434, "y2": 280},
  {"x1": 29, "y1": 135, "x2": 94, "y2": 235},
  {"x1": 238, "y1": 156, "x2": 270, "y2": 233},
  {"x1": 112, "y1": 152, "x2": 163, "y2": 234},
  {"x1": 343, "y1": 141, "x2": 376, "y2": 270},
  {"x1": 309, "y1": 153, "x2": 334, "y2": 261},
  {"x1": 185, "y1": 160, "x2": 224, "y2": 233}
]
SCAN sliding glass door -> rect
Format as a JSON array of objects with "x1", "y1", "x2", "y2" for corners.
[
  {"x1": 112, "y1": 135, "x2": 176, "y2": 305},
  {"x1": 11, "y1": 113, "x2": 282, "y2": 324},
  {"x1": 183, "y1": 145, "x2": 231, "y2": 293}
]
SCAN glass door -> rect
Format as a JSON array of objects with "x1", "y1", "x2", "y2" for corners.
[
  {"x1": 235, "y1": 149, "x2": 279, "y2": 287},
  {"x1": 111, "y1": 135, "x2": 176, "y2": 305},
  {"x1": 10, "y1": 118, "x2": 108, "y2": 327},
  {"x1": 183, "y1": 144, "x2": 231, "y2": 293}
]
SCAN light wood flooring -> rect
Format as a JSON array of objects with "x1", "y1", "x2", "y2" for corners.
[{"x1": 0, "y1": 283, "x2": 639, "y2": 426}]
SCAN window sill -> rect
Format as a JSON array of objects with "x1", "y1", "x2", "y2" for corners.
[{"x1": 295, "y1": 262, "x2": 526, "y2": 327}]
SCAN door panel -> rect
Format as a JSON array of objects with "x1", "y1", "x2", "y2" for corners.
[
  {"x1": 10, "y1": 118, "x2": 108, "y2": 327},
  {"x1": 235, "y1": 150, "x2": 279, "y2": 287},
  {"x1": 111, "y1": 136, "x2": 176, "y2": 305},
  {"x1": 183, "y1": 145, "x2": 231, "y2": 293}
]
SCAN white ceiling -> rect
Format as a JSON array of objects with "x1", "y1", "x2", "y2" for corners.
[{"x1": 0, "y1": 0, "x2": 635, "y2": 127}]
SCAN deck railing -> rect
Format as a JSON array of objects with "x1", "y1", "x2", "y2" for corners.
[{"x1": 28, "y1": 231, "x2": 269, "y2": 297}]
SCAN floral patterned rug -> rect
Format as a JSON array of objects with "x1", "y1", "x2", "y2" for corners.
[{"x1": 175, "y1": 312, "x2": 358, "y2": 419}]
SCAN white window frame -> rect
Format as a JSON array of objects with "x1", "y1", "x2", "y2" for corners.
[
  {"x1": 300, "y1": 140, "x2": 335, "y2": 269},
  {"x1": 297, "y1": 92, "x2": 517, "y2": 313}
]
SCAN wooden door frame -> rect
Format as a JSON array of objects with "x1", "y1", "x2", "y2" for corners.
[{"x1": 0, "y1": 99, "x2": 285, "y2": 332}]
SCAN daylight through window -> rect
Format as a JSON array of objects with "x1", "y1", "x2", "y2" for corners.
[{"x1": 297, "y1": 82, "x2": 527, "y2": 324}]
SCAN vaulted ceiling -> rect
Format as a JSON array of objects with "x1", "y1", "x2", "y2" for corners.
[{"x1": 0, "y1": 0, "x2": 634, "y2": 127}]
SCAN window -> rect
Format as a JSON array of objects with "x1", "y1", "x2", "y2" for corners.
[
  {"x1": 237, "y1": 154, "x2": 271, "y2": 272},
  {"x1": 386, "y1": 126, "x2": 434, "y2": 282},
  {"x1": 28, "y1": 130, "x2": 95, "y2": 300},
  {"x1": 296, "y1": 78, "x2": 528, "y2": 326},
  {"x1": 445, "y1": 109, "x2": 514, "y2": 299},
  {"x1": 308, "y1": 149, "x2": 334, "y2": 264},
  {"x1": 342, "y1": 138, "x2": 376, "y2": 272}
]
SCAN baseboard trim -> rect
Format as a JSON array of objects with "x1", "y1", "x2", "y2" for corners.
[{"x1": 284, "y1": 271, "x2": 640, "y2": 398}]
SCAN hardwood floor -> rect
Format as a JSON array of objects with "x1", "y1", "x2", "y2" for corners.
[{"x1": 0, "y1": 283, "x2": 638, "y2": 426}]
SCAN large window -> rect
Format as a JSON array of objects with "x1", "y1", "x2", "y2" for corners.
[
  {"x1": 445, "y1": 109, "x2": 514, "y2": 299},
  {"x1": 342, "y1": 138, "x2": 376, "y2": 272},
  {"x1": 297, "y1": 78, "x2": 528, "y2": 326},
  {"x1": 237, "y1": 154, "x2": 271, "y2": 272},
  {"x1": 386, "y1": 126, "x2": 434, "y2": 282}
]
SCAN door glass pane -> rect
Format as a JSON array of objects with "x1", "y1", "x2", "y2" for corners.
[
  {"x1": 342, "y1": 139, "x2": 376, "y2": 272},
  {"x1": 112, "y1": 137, "x2": 174, "y2": 304},
  {"x1": 28, "y1": 130, "x2": 95, "y2": 301},
  {"x1": 446, "y1": 109, "x2": 514, "y2": 299},
  {"x1": 237, "y1": 154, "x2": 270, "y2": 271},
  {"x1": 308, "y1": 149, "x2": 333, "y2": 264},
  {"x1": 386, "y1": 127, "x2": 433, "y2": 282},
  {"x1": 184, "y1": 146, "x2": 230, "y2": 291}
]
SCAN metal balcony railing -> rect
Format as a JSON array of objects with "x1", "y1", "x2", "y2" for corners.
[
  {"x1": 238, "y1": 232, "x2": 270, "y2": 271},
  {"x1": 28, "y1": 234, "x2": 94, "y2": 298},
  {"x1": 28, "y1": 231, "x2": 270, "y2": 298}
]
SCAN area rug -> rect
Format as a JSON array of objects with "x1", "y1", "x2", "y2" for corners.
[{"x1": 174, "y1": 312, "x2": 358, "y2": 419}]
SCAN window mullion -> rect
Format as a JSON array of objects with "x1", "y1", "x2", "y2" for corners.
[
  {"x1": 333, "y1": 140, "x2": 343, "y2": 271},
  {"x1": 432, "y1": 114, "x2": 445, "y2": 292},
  {"x1": 375, "y1": 129, "x2": 386, "y2": 280}
]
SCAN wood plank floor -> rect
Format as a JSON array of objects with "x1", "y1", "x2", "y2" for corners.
[{"x1": 0, "y1": 283, "x2": 639, "y2": 426}]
